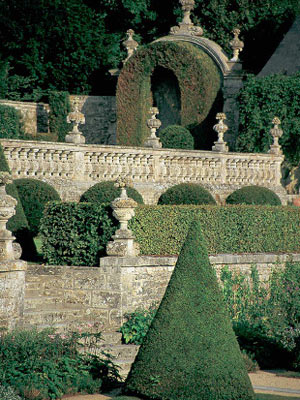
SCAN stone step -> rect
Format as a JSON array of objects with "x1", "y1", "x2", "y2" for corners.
[
  {"x1": 101, "y1": 332, "x2": 123, "y2": 345},
  {"x1": 100, "y1": 344, "x2": 139, "y2": 359},
  {"x1": 115, "y1": 359, "x2": 136, "y2": 380}
]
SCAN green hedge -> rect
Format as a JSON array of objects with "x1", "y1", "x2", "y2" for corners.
[
  {"x1": 159, "y1": 125, "x2": 194, "y2": 150},
  {"x1": 0, "y1": 105, "x2": 25, "y2": 139},
  {"x1": 40, "y1": 202, "x2": 117, "y2": 266},
  {"x1": 14, "y1": 179, "x2": 61, "y2": 236},
  {"x1": 48, "y1": 91, "x2": 71, "y2": 142},
  {"x1": 226, "y1": 186, "x2": 281, "y2": 206},
  {"x1": 158, "y1": 183, "x2": 216, "y2": 205},
  {"x1": 125, "y1": 220, "x2": 255, "y2": 400},
  {"x1": 130, "y1": 205, "x2": 300, "y2": 255}
]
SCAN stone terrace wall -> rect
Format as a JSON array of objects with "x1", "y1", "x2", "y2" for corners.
[
  {"x1": 22, "y1": 253, "x2": 300, "y2": 332},
  {"x1": 0, "y1": 139, "x2": 286, "y2": 204}
]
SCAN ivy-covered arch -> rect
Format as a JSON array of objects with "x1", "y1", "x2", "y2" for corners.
[{"x1": 116, "y1": 41, "x2": 222, "y2": 147}]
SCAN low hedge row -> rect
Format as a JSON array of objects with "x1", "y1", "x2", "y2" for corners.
[
  {"x1": 41, "y1": 203, "x2": 300, "y2": 266},
  {"x1": 130, "y1": 205, "x2": 300, "y2": 255}
]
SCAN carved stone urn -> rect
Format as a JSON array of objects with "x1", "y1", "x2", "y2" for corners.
[
  {"x1": 106, "y1": 178, "x2": 140, "y2": 257},
  {"x1": 0, "y1": 172, "x2": 19, "y2": 261}
]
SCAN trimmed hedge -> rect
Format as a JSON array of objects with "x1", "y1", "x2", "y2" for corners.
[
  {"x1": 125, "y1": 220, "x2": 255, "y2": 400},
  {"x1": 130, "y1": 205, "x2": 300, "y2": 255},
  {"x1": 0, "y1": 144, "x2": 37, "y2": 260},
  {"x1": 159, "y1": 124, "x2": 194, "y2": 150},
  {"x1": 14, "y1": 179, "x2": 61, "y2": 237},
  {"x1": 117, "y1": 41, "x2": 221, "y2": 147},
  {"x1": 226, "y1": 186, "x2": 281, "y2": 205},
  {"x1": 48, "y1": 91, "x2": 71, "y2": 142},
  {"x1": 40, "y1": 202, "x2": 117, "y2": 266},
  {"x1": 0, "y1": 104, "x2": 25, "y2": 139},
  {"x1": 80, "y1": 181, "x2": 144, "y2": 204},
  {"x1": 158, "y1": 183, "x2": 216, "y2": 205}
]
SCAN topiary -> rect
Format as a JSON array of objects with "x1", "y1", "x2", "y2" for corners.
[
  {"x1": 14, "y1": 179, "x2": 61, "y2": 237},
  {"x1": 0, "y1": 144, "x2": 37, "y2": 260},
  {"x1": 159, "y1": 125, "x2": 194, "y2": 150},
  {"x1": 80, "y1": 181, "x2": 144, "y2": 205},
  {"x1": 158, "y1": 183, "x2": 216, "y2": 205},
  {"x1": 226, "y1": 186, "x2": 281, "y2": 205},
  {"x1": 124, "y1": 219, "x2": 255, "y2": 400}
]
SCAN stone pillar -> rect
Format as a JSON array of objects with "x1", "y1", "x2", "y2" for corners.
[{"x1": 144, "y1": 107, "x2": 162, "y2": 149}]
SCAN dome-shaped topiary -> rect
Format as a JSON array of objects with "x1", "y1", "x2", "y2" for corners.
[
  {"x1": 125, "y1": 220, "x2": 255, "y2": 400},
  {"x1": 158, "y1": 183, "x2": 216, "y2": 205},
  {"x1": 80, "y1": 181, "x2": 144, "y2": 205},
  {"x1": 14, "y1": 178, "x2": 61, "y2": 236},
  {"x1": 159, "y1": 125, "x2": 194, "y2": 150},
  {"x1": 226, "y1": 186, "x2": 281, "y2": 205}
]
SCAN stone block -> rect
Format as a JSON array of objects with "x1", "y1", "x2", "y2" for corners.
[
  {"x1": 92, "y1": 291, "x2": 121, "y2": 309},
  {"x1": 64, "y1": 290, "x2": 92, "y2": 306}
]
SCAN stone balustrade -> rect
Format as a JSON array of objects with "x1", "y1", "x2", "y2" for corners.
[{"x1": 0, "y1": 139, "x2": 286, "y2": 204}]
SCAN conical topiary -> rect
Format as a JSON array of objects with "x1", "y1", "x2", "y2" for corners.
[{"x1": 124, "y1": 219, "x2": 255, "y2": 400}]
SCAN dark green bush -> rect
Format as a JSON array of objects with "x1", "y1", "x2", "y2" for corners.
[
  {"x1": 80, "y1": 181, "x2": 144, "y2": 205},
  {"x1": 14, "y1": 179, "x2": 61, "y2": 237},
  {"x1": 48, "y1": 91, "x2": 71, "y2": 142},
  {"x1": 226, "y1": 186, "x2": 281, "y2": 205},
  {"x1": 0, "y1": 327, "x2": 119, "y2": 400},
  {"x1": 0, "y1": 104, "x2": 25, "y2": 139},
  {"x1": 40, "y1": 202, "x2": 117, "y2": 266},
  {"x1": 130, "y1": 205, "x2": 300, "y2": 255},
  {"x1": 158, "y1": 183, "x2": 216, "y2": 205},
  {"x1": 125, "y1": 220, "x2": 255, "y2": 400},
  {"x1": 159, "y1": 125, "x2": 194, "y2": 150}
]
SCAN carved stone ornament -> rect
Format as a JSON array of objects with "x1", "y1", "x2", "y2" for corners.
[
  {"x1": 66, "y1": 98, "x2": 86, "y2": 144},
  {"x1": 123, "y1": 29, "x2": 138, "y2": 64},
  {"x1": 144, "y1": 107, "x2": 162, "y2": 149},
  {"x1": 269, "y1": 116, "x2": 283, "y2": 155},
  {"x1": 170, "y1": 0, "x2": 203, "y2": 37},
  {"x1": 229, "y1": 28, "x2": 244, "y2": 62},
  {"x1": 106, "y1": 178, "x2": 140, "y2": 257},
  {"x1": 212, "y1": 112, "x2": 229, "y2": 152},
  {"x1": 0, "y1": 180, "x2": 20, "y2": 261}
]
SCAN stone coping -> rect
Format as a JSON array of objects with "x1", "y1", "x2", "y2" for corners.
[
  {"x1": 209, "y1": 253, "x2": 300, "y2": 264},
  {"x1": 0, "y1": 260, "x2": 27, "y2": 272},
  {"x1": 99, "y1": 255, "x2": 177, "y2": 267}
]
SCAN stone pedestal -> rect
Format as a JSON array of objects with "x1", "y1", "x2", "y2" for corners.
[
  {"x1": 143, "y1": 136, "x2": 162, "y2": 149},
  {"x1": 65, "y1": 131, "x2": 86, "y2": 144},
  {"x1": 212, "y1": 141, "x2": 228, "y2": 152}
]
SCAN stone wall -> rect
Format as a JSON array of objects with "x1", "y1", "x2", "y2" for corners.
[
  {"x1": 0, "y1": 139, "x2": 286, "y2": 204},
  {"x1": 21, "y1": 253, "x2": 300, "y2": 332},
  {"x1": 0, "y1": 260, "x2": 27, "y2": 330}
]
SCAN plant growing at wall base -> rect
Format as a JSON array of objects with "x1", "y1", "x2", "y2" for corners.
[
  {"x1": 48, "y1": 91, "x2": 71, "y2": 142},
  {"x1": 80, "y1": 181, "x2": 144, "y2": 204},
  {"x1": 125, "y1": 219, "x2": 255, "y2": 399},
  {"x1": 226, "y1": 186, "x2": 281, "y2": 205},
  {"x1": 0, "y1": 105, "x2": 25, "y2": 139},
  {"x1": 158, "y1": 183, "x2": 216, "y2": 205},
  {"x1": 159, "y1": 125, "x2": 194, "y2": 150}
]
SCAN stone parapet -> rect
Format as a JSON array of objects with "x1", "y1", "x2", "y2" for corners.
[{"x1": 0, "y1": 139, "x2": 286, "y2": 204}]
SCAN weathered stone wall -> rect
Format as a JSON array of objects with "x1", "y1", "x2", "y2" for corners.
[
  {"x1": 0, "y1": 100, "x2": 49, "y2": 136},
  {"x1": 0, "y1": 260, "x2": 27, "y2": 330},
  {"x1": 0, "y1": 139, "x2": 287, "y2": 205},
  {"x1": 21, "y1": 253, "x2": 300, "y2": 332}
]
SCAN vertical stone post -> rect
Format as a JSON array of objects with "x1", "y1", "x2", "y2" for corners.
[
  {"x1": 144, "y1": 107, "x2": 162, "y2": 149},
  {"x1": 212, "y1": 113, "x2": 229, "y2": 152},
  {"x1": 66, "y1": 98, "x2": 86, "y2": 144}
]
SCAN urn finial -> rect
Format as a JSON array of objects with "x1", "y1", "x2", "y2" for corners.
[{"x1": 229, "y1": 28, "x2": 244, "y2": 62}]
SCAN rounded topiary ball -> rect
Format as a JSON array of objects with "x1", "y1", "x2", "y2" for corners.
[
  {"x1": 80, "y1": 181, "x2": 144, "y2": 204},
  {"x1": 158, "y1": 183, "x2": 216, "y2": 205},
  {"x1": 159, "y1": 125, "x2": 194, "y2": 150},
  {"x1": 226, "y1": 186, "x2": 281, "y2": 205},
  {"x1": 14, "y1": 178, "x2": 61, "y2": 236}
]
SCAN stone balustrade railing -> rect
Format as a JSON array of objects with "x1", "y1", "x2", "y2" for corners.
[{"x1": 0, "y1": 139, "x2": 286, "y2": 204}]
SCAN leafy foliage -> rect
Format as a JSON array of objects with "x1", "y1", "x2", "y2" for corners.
[
  {"x1": 80, "y1": 181, "x2": 144, "y2": 205},
  {"x1": 0, "y1": 327, "x2": 119, "y2": 400},
  {"x1": 40, "y1": 202, "x2": 118, "y2": 266},
  {"x1": 125, "y1": 220, "x2": 255, "y2": 400},
  {"x1": 0, "y1": 105, "x2": 25, "y2": 139},
  {"x1": 158, "y1": 183, "x2": 216, "y2": 205},
  {"x1": 0, "y1": 386, "x2": 22, "y2": 400},
  {"x1": 130, "y1": 205, "x2": 300, "y2": 255},
  {"x1": 226, "y1": 186, "x2": 282, "y2": 205},
  {"x1": 48, "y1": 91, "x2": 71, "y2": 142},
  {"x1": 236, "y1": 73, "x2": 300, "y2": 167},
  {"x1": 221, "y1": 262, "x2": 300, "y2": 371},
  {"x1": 120, "y1": 306, "x2": 157, "y2": 345},
  {"x1": 159, "y1": 124, "x2": 194, "y2": 150},
  {"x1": 14, "y1": 179, "x2": 61, "y2": 237},
  {"x1": 117, "y1": 41, "x2": 221, "y2": 146}
]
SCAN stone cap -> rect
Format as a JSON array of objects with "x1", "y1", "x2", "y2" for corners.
[{"x1": 0, "y1": 260, "x2": 27, "y2": 272}]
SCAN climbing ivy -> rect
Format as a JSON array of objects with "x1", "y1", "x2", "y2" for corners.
[{"x1": 116, "y1": 41, "x2": 221, "y2": 147}]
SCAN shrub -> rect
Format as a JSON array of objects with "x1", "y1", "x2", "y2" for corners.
[
  {"x1": 0, "y1": 104, "x2": 25, "y2": 139},
  {"x1": 0, "y1": 385, "x2": 22, "y2": 400},
  {"x1": 120, "y1": 305, "x2": 157, "y2": 345},
  {"x1": 80, "y1": 181, "x2": 144, "y2": 205},
  {"x1": 0, "y1": 327, "x2": 119, "y2": 400},
  {"x1": 40, "y1": 202, "x2": 117, "y2": 266},
  {"x1": 130, "y1": 205, "x2": 300, "y2": 255},
  {"x1": 14, "y1": 179, "x2": 61, "y2": 237},
  {"x1": 48, "y1": 91, "x2": 71, "y2": 142},
  {"x1": 158, "y1": 183, "x2": 216, "y2": 205},
  {"x1": 0, "y1": 144, "x2": 37, "y2": 260},
  {"x1": 159, "y1": 125, "x2": 194, "y2": 150},
  {"x1": 125, "y1": 220, "x2": 255, "y2": 400},
  {"x1": 226, "y1": 186, "x2": 281, "y2": 205}
]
